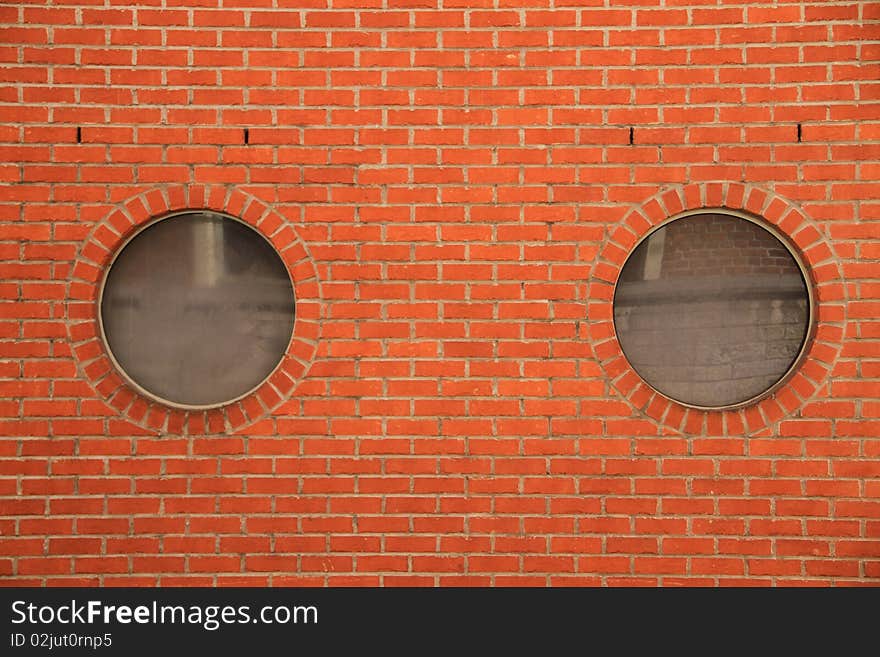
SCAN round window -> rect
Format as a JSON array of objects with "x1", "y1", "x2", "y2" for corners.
[
  {"x1": 613, "y1": 211, "x2": 812, "y2": 409},
  {"x1": 100, "y1": 211, "x2": 296, "y2": 408}
]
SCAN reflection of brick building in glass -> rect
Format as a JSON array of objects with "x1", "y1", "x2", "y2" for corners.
[
  {"x1": 615, "y1": 214, "x2": 809, "y2": 408},
  {"x1": 657, "y1": 214, "x2": 802, "y2": 279}
]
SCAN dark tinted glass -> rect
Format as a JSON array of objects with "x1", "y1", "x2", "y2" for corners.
[
  {"x1": 101, "y1": 212, "x2": 295, "y2": 407},
  {"x1": 614, "y1": 213, "x2": 809, "y2": 408}
]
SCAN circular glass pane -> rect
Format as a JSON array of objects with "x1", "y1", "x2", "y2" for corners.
[
  {"x1": 613, "y1": 212, "x2": 811, "y2": 409},
  {"x1": 100, "y1": 211, "x2": 295, "y2": 407}
]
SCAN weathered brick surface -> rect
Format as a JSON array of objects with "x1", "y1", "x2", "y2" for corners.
[{"x1": 0, "y1": 1, "x2": 878, "y2": 586}]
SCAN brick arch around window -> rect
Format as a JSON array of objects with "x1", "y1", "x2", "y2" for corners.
[
  {"x1": 66, "y1": 184, "x2": 322, "y2": 435},
  {"x1": 587, "y1": 182, "x2": 847, "y2": 437}
]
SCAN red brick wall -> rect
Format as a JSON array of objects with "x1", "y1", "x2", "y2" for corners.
[{"x1": 1, "y1": 1, "x2": 879, "y2": 586}]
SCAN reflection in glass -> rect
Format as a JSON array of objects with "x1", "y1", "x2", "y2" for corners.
[
  {"x1": 101, "y1": 212, "x2": 295, "y2": 407},
  {"x1": 614, "y1": 213, "x2": 809, "y2": 408}
]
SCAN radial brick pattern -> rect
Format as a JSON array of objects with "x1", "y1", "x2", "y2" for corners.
[{"x1": 590, "y1": 183, "x2": 846, "y2": 434}]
